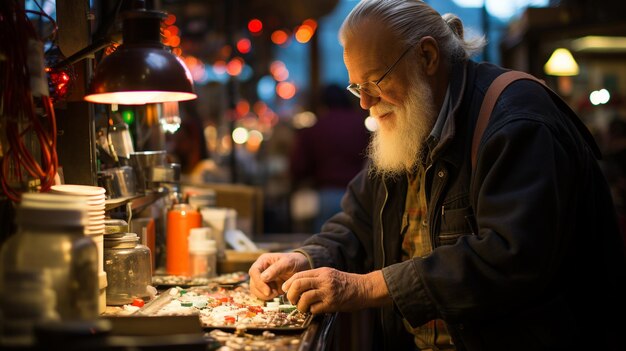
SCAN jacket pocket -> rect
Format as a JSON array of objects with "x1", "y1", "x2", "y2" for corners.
[{"x1": 439, "y1": 206, "x2": 475, "y2": 246}]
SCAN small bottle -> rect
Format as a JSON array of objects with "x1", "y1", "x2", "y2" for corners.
[
  {"x1": 166, "y1": 203, "x2": 202, "y2": 276},
  {"x1": 188, "y1": 228, "x2": 217, "y2": 278}
]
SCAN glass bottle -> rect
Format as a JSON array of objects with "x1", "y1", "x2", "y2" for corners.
[{"x1": 103, "y1": 233, "x2": 152, "y2": 305}]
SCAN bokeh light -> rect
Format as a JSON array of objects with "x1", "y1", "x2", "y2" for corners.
[
  {"x1": 271, "y1": 30, "x2": 289, "y2": 45},
  {"x1": 236, "y1": 38, "x2": 251, "y2": 54},
  {"x1": 365, "y1": 116, "x2": 378, "y2": 132},
  {"x1": 257, "y1": 75, "x2": 276, "y2": 101},
  {"x1": 232, "y1": 127, "x2": 249, "y2": 144},
  {"x1": 276, "y1": 81, "x2": 296, "y2": 99},
  {"x1": 248, "y1": 18, "x2": 263, "y2": 34},
  {"x1": 226, "y1": 57, "x2": 244, "y2": 76}
]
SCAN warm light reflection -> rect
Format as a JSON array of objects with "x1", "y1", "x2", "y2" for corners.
[
  {"x1": 227, "y1": 57, "x2": 244, "y2": 76},
  {"x1": 219, "y1": 46, "x2": 232, "y2": 60},
  {"x1": 232, "y1": 127, "x2": 249, "y2": 144},
  {"x1": 293, "y1": 111, "x2": 317, "y2": 129},
  {"x1": 204, "y1": 125, "x2": 218, "y2": 153},
  {"x1": 276, "y1": 81, "x2": 296, "y2": 99},
  {"x1": 169, "y1": 36, "x2": 181, "y2": 47},
  {"x1": 303, "y1": 19, "x2": 317, "y2": 31},
  {"x1": 164, "y1": 14, "x2": 176, "y2": 26},
  {"x1": 236, "y1": 100, "x2": 250, "y2": 116},
  {"x1": 213, "y1": 60, "x2": 227, "y2": 74},
  {"x1": 544, "y1": 48, "x2": 579, "y2": 76},
  {"x1": 237, "y1": 38, "x2": 252, "y2": 54},
  {"x1": 253, "y1": 101, "x2": 268, "y2": 115},
  {"x1": 84, "y1": 91, "x2": 197, "y2": 105},
  {"x1": 248, "y1": 19, "x2": 263, "y2": 34},
  {"x1": 166, "y1": 25, "x2": 179, "y2": 36},
  {"x1": 572, "y1": 36, "x2": 626, "y2": 52},
  {"x1": 590, "y1": 89, "x2": 610, "y2": 105},
  {"x1": 271, "y1": 30, "x2": 289, "y2": 45},
  {"x1": 270, "y1": 61, "x2": 289, "y2": 81},
  {"x1": 295, "y1": 25, "x2": 314, "y2": 43},
  {"x1": 247, "y1": 130, "x2": 264, "y2": 152},
  {"x1": 364, "y1": 116, "x2": 378, "y2": 132}
]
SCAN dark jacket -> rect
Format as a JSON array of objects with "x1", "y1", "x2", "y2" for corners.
[{"x1": 297, "y1": 60, "x2": 626, "y2": 350}]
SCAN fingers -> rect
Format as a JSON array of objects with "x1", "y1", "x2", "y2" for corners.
[
  {"x1": 259, "y1": 255, "x2": 295, "y2": 283},
  {"x1": 282, "y1": 269, "x2": 319, "y2": 292},
  {"x1": 249, "y1": 253, "x2": 303, "y2": 300},
  {"x1": 249, "y1": 254, "x2": 280, "y2": 299},
  {"x1": 296, "y1": 289, "x2": 324, "y2": 314}
]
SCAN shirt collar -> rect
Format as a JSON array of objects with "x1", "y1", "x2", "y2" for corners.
[{"x1": 422, "y1": 85, "x2": 451, "y2": 163}]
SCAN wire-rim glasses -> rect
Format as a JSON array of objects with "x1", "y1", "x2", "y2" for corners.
[{"x1": 346, "y1": 45, "x2": 414, "y2": 98}]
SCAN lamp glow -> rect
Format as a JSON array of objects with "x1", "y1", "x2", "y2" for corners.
[
  {"x1": 544, "y1": 48, "x2": 579, "y2": 76},
  {"x1": 84, "y1": 9, "x2": 197, "y2": 105}
]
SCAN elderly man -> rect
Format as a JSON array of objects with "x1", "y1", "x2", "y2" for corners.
[{"x1": 249, "y1": 0, "x2": 626, "y2": 350}]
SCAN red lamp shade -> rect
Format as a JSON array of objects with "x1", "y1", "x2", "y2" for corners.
[{"x1": 84, "y1": 9, "x2": 196, "y2": 105}]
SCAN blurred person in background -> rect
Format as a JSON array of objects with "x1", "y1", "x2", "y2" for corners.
[
  {"x1": 249, "y1": 0, "x2": 626, "y2": 350},
  {"x1": 168, "y1": 102, "x2": 228, "y2": 184},
  {"x1": 289, "y1": 84, "x2": 370, "y2": 232}
]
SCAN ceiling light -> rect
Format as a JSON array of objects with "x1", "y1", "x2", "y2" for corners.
[{"x1": 571, "y1": 36, "x2": 626, "y2": 52}]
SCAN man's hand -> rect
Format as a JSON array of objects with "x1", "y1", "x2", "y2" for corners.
[
  {"x1": 281, "y1": 268, "x2": 392, "y2": 314},
  {"x1": 248, "y1": 252, "x2": 310, "y2": 300}
]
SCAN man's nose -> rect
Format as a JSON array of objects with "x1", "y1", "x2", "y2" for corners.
[{"x1": 359, "y1": 93, "x2": 379, "y2": 110}]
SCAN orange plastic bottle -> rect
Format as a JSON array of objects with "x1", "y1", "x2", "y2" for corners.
[{"x1": 166, "y1": 203, "x2": 202, "y2": 276}]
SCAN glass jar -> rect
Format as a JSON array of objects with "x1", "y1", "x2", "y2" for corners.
[
  {"x1": 0, "y1": 193, "x2": 99, "y2": 346},
  {"x1": 103, "y1": 233, "x2": 151, "y2": 305}
]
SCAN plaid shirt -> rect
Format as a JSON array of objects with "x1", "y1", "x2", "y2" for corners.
[{"x1": 400, "y1": 87, "x2": 455, "y2": 350}]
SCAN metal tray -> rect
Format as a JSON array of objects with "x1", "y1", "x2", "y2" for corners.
[
  {"x1": 151, "y1": 272, "x2": 249, "y2": 288},
  {"x1": 135, "y1": 287, "x2": 312, "y2": 332}
]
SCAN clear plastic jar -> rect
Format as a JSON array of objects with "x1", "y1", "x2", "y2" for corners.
[
  {"x1": 103, "y1": 233, "x2": 151, "y2": 305},
  {"x1": 0, "y1": 193, "x2": 99, "y2": 346}
]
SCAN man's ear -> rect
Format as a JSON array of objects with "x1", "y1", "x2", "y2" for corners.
[{"x1": 419, "y1": 36, "x2": 440, "y2": 76}]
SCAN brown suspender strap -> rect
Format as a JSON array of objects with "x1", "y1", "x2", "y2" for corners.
[{"x1": 471, "y1": 71, "x2": 546, "y2": 172}]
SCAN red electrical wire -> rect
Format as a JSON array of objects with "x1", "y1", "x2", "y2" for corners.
[{"x1": 0, "y1": 1, "x2": 59, "y2": 202}]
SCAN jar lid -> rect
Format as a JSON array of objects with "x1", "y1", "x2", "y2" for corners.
[
  {"x1": 18, "y1": 194, "x2": 87, "y2": 228},
  {"x1": 104, "y1": 219, "x2": 129, "y2": 234},
  {"x1": 104, "y1": 233, "x2": 139, "y2": 248},
  {"x1": 189, "y1": 227, "x2": 211, "y2": 241},
  {"x1": 188, "y1": 238, "x2": 216, "y2": 254}
]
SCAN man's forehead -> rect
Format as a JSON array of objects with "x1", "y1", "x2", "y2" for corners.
[
  {"x1": 343, "y1": 21, "x2": 401, "y2": 80},
  {"x1": 344, "y1": 20, "x2": 397, "y2": 55}
]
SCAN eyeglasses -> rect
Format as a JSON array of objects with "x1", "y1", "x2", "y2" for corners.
[{"x1": 346, "y1": 45, "x2": 414, "y2": 98}]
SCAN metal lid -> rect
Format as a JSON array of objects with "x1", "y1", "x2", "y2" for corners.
[
  {"x1": 104, "y1": 219, "x2": 129, "y2": 234},
  {"x1": 103, "y1": 232, "x2": 139, "y2": 248}
]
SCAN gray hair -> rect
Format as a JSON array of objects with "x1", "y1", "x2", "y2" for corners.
[{"x1": 339, "y1": 0, "x2": 486, "y2": 62}]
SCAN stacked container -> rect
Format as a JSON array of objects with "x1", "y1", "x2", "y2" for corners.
[
  {"x1": 0, "y1": 193, "x2": 98, "y2": 346},
  {"x1": 50, "y1": 185, "x2": 107, "y2": 313}
]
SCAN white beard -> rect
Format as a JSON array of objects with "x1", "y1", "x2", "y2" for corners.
[{"x1": 367, "y1": 72, "x2": 437, "y2": 179}]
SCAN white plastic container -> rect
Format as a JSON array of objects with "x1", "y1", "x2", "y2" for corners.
[{"x1": 188, "y1": 228, "x2": 217, "y2": 278}]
